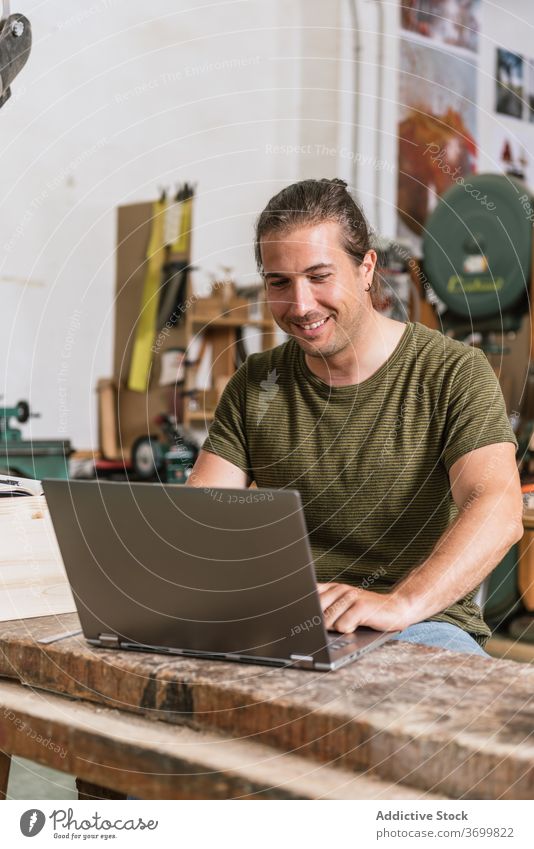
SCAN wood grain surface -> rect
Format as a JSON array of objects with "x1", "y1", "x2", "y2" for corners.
[
  {"x1": 0, "y1": 679, "x2": 444, "y2": 800},
  {"x1": 0, "y1": 614, "x2": 532, "y2": 799},
  {"x1": 0, "y1": 497, "x2": 75, "y2": 622}
]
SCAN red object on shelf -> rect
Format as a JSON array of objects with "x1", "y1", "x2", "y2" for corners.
[{"x1": 94, "y1": 459, "x2": 133, "y2": 471}]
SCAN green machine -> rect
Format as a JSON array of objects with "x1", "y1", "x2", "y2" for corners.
[
  {"x1": 0, "y1": 399, "x2": 72, "y2": 480},
  {"x1": 423, "y1": 173, "x2": 531, "y2": 338},
  {"x1": 423, "y1": 174, "x2": 533, "y2": 629}
]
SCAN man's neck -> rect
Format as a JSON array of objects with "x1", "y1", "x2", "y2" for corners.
[{"x1": 304, "y1": 312, "x2": 407, "y2": 387}]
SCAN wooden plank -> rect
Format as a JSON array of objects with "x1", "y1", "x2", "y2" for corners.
[
  {"x1": 0, "y1": 498, "x2": 75, "y2": 622},
  {"x1": 0, "y1": 680, "x2": 442, "y2": 800},
  {"x1": 0, "y1": 752, "x2": 10, "y2": 800},
  {"x1": 75, "y1": 780, "x2": 126, "y2": 801},
  {"x1": 486, "y1": 635, "x2": 534, "y2": 664},
  {"x1": 0, "y1": 614, "x2": 533, "y2": 799}
]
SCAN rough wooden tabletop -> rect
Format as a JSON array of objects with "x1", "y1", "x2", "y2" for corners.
[{"x1": 1, "y1": 614, "x2": 533, "y2": 799}]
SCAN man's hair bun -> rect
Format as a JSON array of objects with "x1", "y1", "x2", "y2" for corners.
[{"x1": 321, "y1": 177, "x2": 348, "y2": 189}]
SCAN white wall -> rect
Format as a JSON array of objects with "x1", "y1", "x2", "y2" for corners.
[
  {"x1": 478, "y1": 0, "x2": 534, "y2": 177},
  {"x1": 0, "y1": 0, "x2": 302, "y2": 449}
]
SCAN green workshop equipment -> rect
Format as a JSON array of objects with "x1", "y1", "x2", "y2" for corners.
[
  {"x1": 423, "y1": 175, "x2": 534, "y2": 632},
  {"x1": 423, "y1": 174, "x2": 532, "y2": 335},
  {"x1": 0, "y1": 399, "x2": 72, "y2": 480}
]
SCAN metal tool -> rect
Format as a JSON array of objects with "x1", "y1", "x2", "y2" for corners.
[
  {"x1": 0, "y1": 1, "x2": 31, "y2": 108},
  {"x1": 0, "y1": 398, "x2": 38, "y2": 442}
]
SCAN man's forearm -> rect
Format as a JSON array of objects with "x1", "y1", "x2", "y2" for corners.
[{"x1": 390, "y1": 493, "x2": 523, "y2": 626}]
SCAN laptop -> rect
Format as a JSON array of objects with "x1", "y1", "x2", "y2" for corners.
[{"x1": 42, "y1": 480, "x2": 398, "y2": 671}]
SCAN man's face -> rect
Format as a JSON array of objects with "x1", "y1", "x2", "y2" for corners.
[{"x1": 261, "y1": 220, "x2": 376, "y2": 358}]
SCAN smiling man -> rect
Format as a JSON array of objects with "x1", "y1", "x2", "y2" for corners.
[{"x1": 188, "y1": 178, "x2": 522, "y2": 656}]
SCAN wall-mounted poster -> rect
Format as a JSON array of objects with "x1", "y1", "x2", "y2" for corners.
[
  {"x1": 492, "y1": 126, "x2": 533, "y2": 187},
  {"x1": 527, "y1": 58, "x2": 534, "y2": 122},
  {"x1": 401, "y1": 0, "x2": 480, "y2": 53},
  {"x1": 397, "y1": 39, "x2": 477, "y2": 242},
  {"x1": 495, "y1": 49, "x2": 524, "y2": 119}
]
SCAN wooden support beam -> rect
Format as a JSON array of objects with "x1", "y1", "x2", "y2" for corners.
[
  {"x1": 0, "y1": 752, "x2": 11, "y2": 800},
  {"x1": 0, "y1": 680, "x2": 442, "y2": 800},
  {"x1": 1, "y1": 615, "x2": 533, "y2": 799}
]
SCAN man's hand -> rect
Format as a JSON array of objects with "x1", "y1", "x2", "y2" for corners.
[{"x1": 318, "y1": 582, "x2": 410, "y2": 633}]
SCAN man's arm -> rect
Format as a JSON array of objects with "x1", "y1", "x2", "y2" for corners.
[
  {"x1": 319, "y1": 442, "x2": 523, "y2": 633},
  {"x1": 187, "y1": 450, "x2": 251, "y2": 490}
]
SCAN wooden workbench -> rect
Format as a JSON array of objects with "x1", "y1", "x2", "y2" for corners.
[{"x1": 0, "y1": 613, "x2": 532, "y2": 799}]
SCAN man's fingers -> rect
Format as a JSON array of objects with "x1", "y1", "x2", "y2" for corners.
[
  {"x1": 323, "y1": 591, "x2": 359, "y2": 628},
  {"x1": 334, "y1": 609, "x2": 361, "y2": 634},
  {"x1": 317, "y1": 582, "x2": 337, "y2": 594},
  {"x1": 318, "y1": 585, "x2": 350, "y2": 614}
]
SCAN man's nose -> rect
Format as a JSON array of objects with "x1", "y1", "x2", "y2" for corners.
[{"x1": 290, "y1": 278, "x2": 316, "y2": 315}]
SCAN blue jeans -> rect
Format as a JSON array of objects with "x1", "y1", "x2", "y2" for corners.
[{"x1": 391, "y1": 621, "x2": 490, "y2": 658}]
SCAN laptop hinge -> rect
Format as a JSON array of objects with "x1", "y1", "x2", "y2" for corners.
[
  {"x1": 290, "y1": 654, "x2": 315, "y2": 670},
  {"x1": 98, "y1": 632, "x2": 121, "y2": 648}
]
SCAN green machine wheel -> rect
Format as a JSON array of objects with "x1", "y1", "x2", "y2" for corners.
[{"x1": 423, "y1": 174, "x2": 532, "y2": 319}]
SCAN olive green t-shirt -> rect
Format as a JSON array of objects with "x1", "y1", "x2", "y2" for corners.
[{"x1": 202, "y1": 322, "x2": 517, "y2": 645}]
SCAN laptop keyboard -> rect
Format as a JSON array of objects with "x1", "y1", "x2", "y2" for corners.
[{"x1": 327, "y1": 637, "x2": 352, "y2": 651}]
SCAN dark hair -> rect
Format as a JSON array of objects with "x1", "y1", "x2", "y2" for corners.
[{"x1": 254, "y1": 178, "x2": 381, "y2": 304}]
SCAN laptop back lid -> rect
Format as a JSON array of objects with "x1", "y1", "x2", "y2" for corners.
[{"x1": 42, "y1": 480, "x2": 332, "y2": 665}]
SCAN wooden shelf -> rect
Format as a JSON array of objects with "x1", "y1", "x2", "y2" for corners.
[
  {"x1": 486, "y1": 634, "x2": 534, "y2": 664},
  {"x1": 185, "y1": 410, "x2": 215, "y2": 423},
  {"x1": 182, "y1": 285, "x2": 276, "y2": 429}
]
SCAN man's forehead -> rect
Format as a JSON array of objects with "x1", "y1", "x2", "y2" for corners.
[
  {"x1": 263, "y1": 262, "x2": 335, "y2": 278},
  {"x1": 260, "y1": 221, "x2": 344, "y2": 270}
]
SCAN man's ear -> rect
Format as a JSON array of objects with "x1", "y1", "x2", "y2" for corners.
[{"x1": 361, "y1": 249, "x2": 377, "y2": 278}]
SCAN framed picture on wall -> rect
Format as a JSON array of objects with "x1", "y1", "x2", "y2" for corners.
[{"x1": 496, "y1": 48, "x2": 524, "y2": 119}]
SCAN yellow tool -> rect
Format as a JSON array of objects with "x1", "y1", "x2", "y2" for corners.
[{"x1": 127, "y1": 199, "x2": 167, "y2": 392}]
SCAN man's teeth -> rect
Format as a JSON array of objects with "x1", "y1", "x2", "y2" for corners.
[{"x1": 301, "y1": 317, "x2": 328, "y2": 330}]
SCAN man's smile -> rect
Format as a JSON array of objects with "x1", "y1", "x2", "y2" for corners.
[{"x1": 289, "y1": 314, "x2": 333, "y2": 339}]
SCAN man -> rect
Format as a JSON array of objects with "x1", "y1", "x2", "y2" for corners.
[{"x1": 188, "y1": 178, "x2": 522, "y2": 657}]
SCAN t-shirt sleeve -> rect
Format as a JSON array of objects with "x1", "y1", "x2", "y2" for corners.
[
  {"x1": 201, "y1": 362, "x2": 252, "y2": 474},
  {"x1": 442, "y1": 348, "x2": 518, "y2": 472}
]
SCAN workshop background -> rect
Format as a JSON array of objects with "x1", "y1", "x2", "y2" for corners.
[
  {"x1": 0, "y1": 0, "x2": 530, "y2": 447},
  {"x1": 1, "y1": 0, "x2": 534, "y2": 802}
]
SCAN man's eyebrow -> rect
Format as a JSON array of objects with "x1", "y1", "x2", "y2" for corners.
[{"x1": 264, "y1": 263, "x2": 335, "y2": 279}]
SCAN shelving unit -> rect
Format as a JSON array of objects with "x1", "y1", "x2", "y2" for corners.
[{"x1": 181, "y1": 280, "x2": 277, "y2": 429}]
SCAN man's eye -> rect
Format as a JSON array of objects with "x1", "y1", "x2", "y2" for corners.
[
  {"x1": 268, "y1": 279, "x2": 288, "y2": 288},
  {"x1": 310, "y1": 274, "x2": 330, "y2": 282}
]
